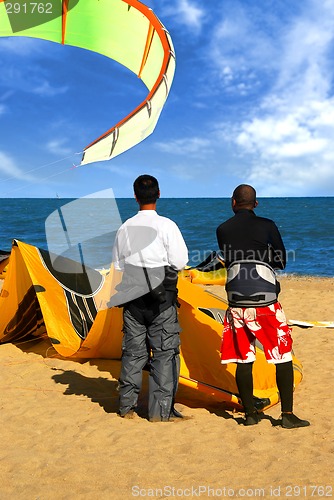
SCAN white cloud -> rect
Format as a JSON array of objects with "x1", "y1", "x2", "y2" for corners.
[
  {"x1": 275, "y1": 5, "x2": 334, "y2": 99},
  {"x1": 209, "y1": 4, "x2": 278, "y2": 95},
  {"x1": 177, "y1": 0, "x2": 203, "y2": 30},
  {"x1": 0, "y1": 38, "x2": 42, "y2": 55},
  {"x1": 46, "y1": 140, "x2": 73, "y2": 157},
  {"x1": 0, "y1": 63, "x2": 68, "y2": 97},
  {"x1": 98, "y1": 163, "x2": 135, "y2": 178},
  {"x1": 247, "y1": 159, "x2": 334, "y2": 197},
  {"x1": 233, "y1": 97, "x2": 334, "y2": 194},
  {"x1": 154, "y1": 137, "x2": 212, "y2": 157},
  {"x1": 214, "y1": 0, "x2": 334, "y2": 195},
  {"x1": 0, "y1": 38, "x2": 68, "y2": 96},
  {"x1": 0, "y1": 151, "x2": 38, "y2": 183},
  {"x1": 162, "y1": 0, "x2": 205, "y2": 32},
  {"x1": 170, "y1": 163, "x2": 192, "y2": 180},
  {"x1": 236, "y1": 110, "x2": 331, "y2": 158},
  {"x1": 34, "y1": 81, "x2": 68, "y2": 97}
]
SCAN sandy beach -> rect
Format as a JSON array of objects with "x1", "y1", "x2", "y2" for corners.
[{"x1": 1, "y1": 275, "x2": 333, "y2": 499}]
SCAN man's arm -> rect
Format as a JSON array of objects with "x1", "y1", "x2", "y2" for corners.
[
  {"x1": 269, "y1": 223, "x2": 287, "y2": 269},
  {"x1": 166, "y1": 222, "x2": 188, "y2": 270},
  {"x1": 216, "y1": 225, "x2": 230, "y2": 267}
]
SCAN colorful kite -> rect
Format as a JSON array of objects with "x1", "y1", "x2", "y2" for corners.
[
  {"x1": 0, "y1": 239, "x2": 304, "y2": 409},
  {"x1": 0, "y1": 0, "x2": 175, "y2": 164}
]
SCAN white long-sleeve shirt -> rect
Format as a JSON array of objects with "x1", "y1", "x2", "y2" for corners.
[{"x1": 112, "y1": 210, "x2": 188, "y2": 271}]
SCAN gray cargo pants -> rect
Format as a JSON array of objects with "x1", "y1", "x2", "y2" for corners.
[{"x1": 119, "y1": 304, "x2": 181, "y2": 421}]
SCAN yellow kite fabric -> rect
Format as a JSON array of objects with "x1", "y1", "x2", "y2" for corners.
[
  {"x1": 0, "y1": 240, "x2": 304, "y2": 410},
  {"x1": 0, "y1": 0, "x2": 175, "y2": 165}
]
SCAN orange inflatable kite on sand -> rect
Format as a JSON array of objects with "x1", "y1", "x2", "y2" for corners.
[{"x1": 0, "y1": 240, "x2": 303, "y2": 411}]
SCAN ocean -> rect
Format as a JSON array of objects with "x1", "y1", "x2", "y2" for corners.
[{"x1": 0, "y1": 197, "x2": 333, "y2": 277}]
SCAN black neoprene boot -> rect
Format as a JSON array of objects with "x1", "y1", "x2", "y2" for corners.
[
  {"x1": 281, "y1": 412, "x2": 310, "y2": 428},
  {"x1": 244, "y1": 410, "x2": 260, "y2": 426}
]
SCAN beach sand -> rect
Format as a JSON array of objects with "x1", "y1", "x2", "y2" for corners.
[{"x1": 0, "y1": 276, "x2": 333, "y2": 499}]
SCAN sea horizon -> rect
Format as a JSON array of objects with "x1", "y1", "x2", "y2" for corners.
[{"x1": 0, "y1": 197, "x2": 333, "y2": 278}]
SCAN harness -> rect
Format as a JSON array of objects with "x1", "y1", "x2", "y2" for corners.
[
  {"x1": 225, "y1": 260, "x2": 280, "y2": 307},
  {"x1": 110, "y1": 264, "x2": 179, "y2": 324}
]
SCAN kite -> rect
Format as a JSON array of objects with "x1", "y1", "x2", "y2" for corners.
[
  {"x1": 0, "y1": 240, "x2": 304, "y2": 410},
  {"x1": 0, "y1": 0, "x2": 175, "y2": 165}
]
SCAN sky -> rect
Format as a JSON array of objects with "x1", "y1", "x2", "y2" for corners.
[{"x1": 1, "y1": 0, "x2": 334, "y2": 198}]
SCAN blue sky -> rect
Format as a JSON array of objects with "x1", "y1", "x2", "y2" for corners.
[{"x1": 1, "y1": 0, "x2": 334, "y2": 198}]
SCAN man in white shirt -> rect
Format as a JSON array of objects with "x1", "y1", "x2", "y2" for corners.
[{"x1": 112, "y1": 175, "x2": 188, "y2": 421}]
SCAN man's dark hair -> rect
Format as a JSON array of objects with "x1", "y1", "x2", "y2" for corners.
[
  {"x1": 134, "y1": 174, "x2": 160, "y2": 204},
  {"x1": 232, "y1": 184, "x2": 256, "y2": 207}
]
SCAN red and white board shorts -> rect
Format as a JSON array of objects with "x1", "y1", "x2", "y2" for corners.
[{"x1": 221, "y1": 302, "x2": 293, "y2": 364}]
